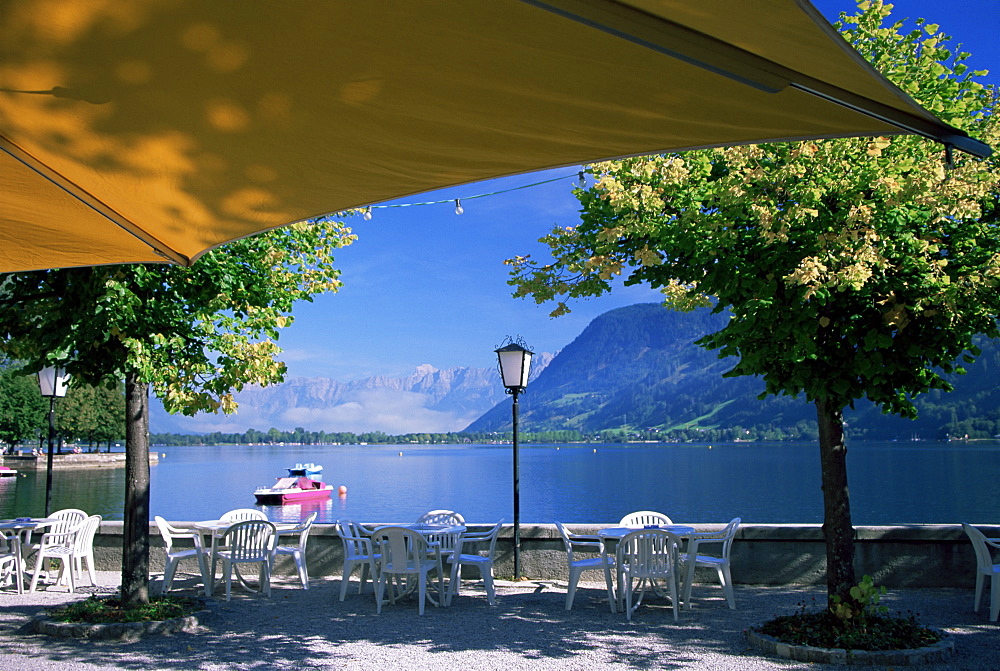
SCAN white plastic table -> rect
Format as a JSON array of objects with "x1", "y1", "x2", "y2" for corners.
[
  {"x1": 0, "y1": 518, "x2": 56, "y2": 594},
  {"x1": 598, "y1": 525, "x2": 696, "y2": 540}
]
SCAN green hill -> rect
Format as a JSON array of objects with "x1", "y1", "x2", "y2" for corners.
[{"x1": 465, "y1": 303, "x2": 1000, "y2": 441}]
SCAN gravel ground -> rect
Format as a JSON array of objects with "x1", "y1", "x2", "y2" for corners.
[{"x1": 0, "y1": 572, "x2": 997, "y2": 671}]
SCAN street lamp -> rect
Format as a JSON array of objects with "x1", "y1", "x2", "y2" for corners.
[
  {"x1": 37, "y1": 366, "x2": 69, "y2": 516},
  {"x1": 494, "y1": 337, "x2": 533, "y2": 580}
]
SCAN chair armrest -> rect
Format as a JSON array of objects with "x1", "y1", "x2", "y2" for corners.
[
  {"x1": 461, "y1": 531, "x2": 493, "y2": 541},
  {"x1": 171, "y1": 531, "x2": 205, "y2": 542},
  {"x1": 569, "y1": 539, "x2": 604, "y2": 553},
  {"x1": 38, "y1": 531, "x2": 76, "y2": 546},
  {"x1": 568, "y1": 533, "x2": 601, "y2": 542},
  {"x1": 683, "y1": 535, "x2": 720, "y2": 555}
]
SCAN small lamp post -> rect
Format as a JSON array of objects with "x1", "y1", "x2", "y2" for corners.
[
  {"x1": 38, "y1": 366, "x2": 69, "y2": 516},
  {"x1": 495, "y1": 337, "x2": 533, "y2": 580}
]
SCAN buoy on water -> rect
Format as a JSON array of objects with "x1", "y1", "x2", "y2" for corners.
[
  {"x1": 338, "y1": 485, "x2": 348, "y2": 495},
  {"x1": 398, "y1": 451, "x2": 403, "y2": 456}
]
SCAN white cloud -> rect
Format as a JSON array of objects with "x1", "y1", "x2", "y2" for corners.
[
  {"x1": 150, "y1": 389, "x2": 480, "y2": 435},
  {"x1": 278, "y1": 390, "x2": 477, "y2": 434}
]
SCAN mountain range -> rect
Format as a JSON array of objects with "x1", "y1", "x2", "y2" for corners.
[
  {"x1": 149, "y1": 357, "x2": 553, "y2": 435},
  {"x1": 152, "y1": 303, "x2": 1000, "y2": 440}
]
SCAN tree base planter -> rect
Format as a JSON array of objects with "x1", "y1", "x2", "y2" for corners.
[
  {"x1": 746, "y1": 629, "x2": 954, "y2": 666},
  {"x1": 32, "y1": 601, "x2": 212, "y2": 641}
]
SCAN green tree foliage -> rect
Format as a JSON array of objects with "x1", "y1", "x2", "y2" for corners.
[
  {"x1": 0, "y1": 219, "x2": 355, "y2": 605},
  {"x1": 506, "y1": 1, "x2": 999, "y2": 603},
  {"x1": 0, "y1": 365, "x2": 47, "y2": 448},
  {"x1": 58, "y1": 381, "x2": 126, "y2": 450}
]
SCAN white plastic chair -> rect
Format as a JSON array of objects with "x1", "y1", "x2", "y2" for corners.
[
  {"x1": 446, "y1": 521, "x2": 503, "y2": 606},
  {"x1": 962, "y1": 523, "x2": 1000, "y2": 621},
  {"x1": 70, "y1": 515, "x2": 102, "y2": 587},
  {"x1": 680, "y1": 517, "x2": 740, "y2": 610},
  {"x1": 274, "y1": 512, "x2": 317, "y2": 589},
  {"x1": 47, "y1": 508, "x2": 88, "y2": 531},
  {"x1": 555, "y1": 521, "x2": 616, "y2": 611},
  {"x1": 616, "y1": 528, "x2": 683, "y2": 621},
  {"x1": 0, "y1": 531, "x2": 23, "y2": 594},
  {"x1": 24, "y1": 508, "x2": 86, "y2": 559},
  {"x1": 155, "y1": 516, "x2": 210, "y2": 594},
  {"x1": 420, "y1": 525, "x2": 463, "y2": 563},
  {"x1": 215, "y1": 520, "x2": 276, "y2": 601},
  {"x1": 220, "y1": 508, "x2": 268, "y2": 523},
  {"x1": 372, "y1": 525, "x2": 443, "y2": 615},
  {"x1": 211, "y1": 508, "x2": 269, "y2": 577},
  {"x1": 619, "y1": 511, "x2": 673, "y2": 527},
  {"x1": 335, "y1": 520, "x2": 379, "y2": 601},
  {"x1": 29, "y1": 515, "x2": 96, "y2": 593},
  {"x1": 416, "y1": 510, "x2": 465, "y2": 526}
]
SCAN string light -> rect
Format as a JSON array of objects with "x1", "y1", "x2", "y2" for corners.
[{"x1": 309, "y1": 169, "x2": 586, "y2": 224}]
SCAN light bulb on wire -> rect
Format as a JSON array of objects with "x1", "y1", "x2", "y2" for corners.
[{"x1": 309, "y1": 170, "x2": 586, "y2": 228}]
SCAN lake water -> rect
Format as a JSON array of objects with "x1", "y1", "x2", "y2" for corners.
[{"x1": 1, "y1": 441, "x2": 998, "y2": 525}]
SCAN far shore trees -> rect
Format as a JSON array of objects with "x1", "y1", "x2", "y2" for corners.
[
  {"x1": 0, "y1": 363, "x2": 47, "y2": 449},
  {"x1": 58, "y1": 381, "x2": 127, "y2": 451},
  {"x1": 0, "y1": 218, "x2": 355, "y2": 606},
  {"x1": 507, "y1": 1, "x2": 999, "y2": 604}
]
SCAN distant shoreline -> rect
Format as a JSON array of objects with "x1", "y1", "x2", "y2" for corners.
[
  {"x1": 146, "y1": 438, "x2": 1000, "y2": 448},
  {"x1": 1, "y1": 452, "x2": 158, "y2": 469}
]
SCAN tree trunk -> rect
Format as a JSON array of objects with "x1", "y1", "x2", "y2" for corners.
[
  {"x1": 121, "y1": 371, "x2": 150, "y2": 607},
  {"x1": 816, "y1": 397, "x2": 855, "y2": 606}
]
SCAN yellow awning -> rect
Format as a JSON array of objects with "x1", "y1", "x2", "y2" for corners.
[{"x1": 0, "y1": 0, "x2": 991, "y2": 272}]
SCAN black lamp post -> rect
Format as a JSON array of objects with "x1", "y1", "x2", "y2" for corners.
[
  {"x1": 37, "y1": 366, "x2": 69, "y2": 517},
  {"x1": 495, "y1": 337, "x2": 533, "y2": 580}
]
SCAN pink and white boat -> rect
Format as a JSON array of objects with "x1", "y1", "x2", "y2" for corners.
[
  {"x1": 253, "y1": 476, "x2": 333, "y2": 505},
  {"x1": 0, "y1": 466, "x2": 17, "y2": 477}
]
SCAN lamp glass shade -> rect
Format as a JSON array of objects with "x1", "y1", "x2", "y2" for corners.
[
  {"x1": 495, "y1": 343, "x2": 533, "y2": 390},
  {"x1": 38, "y1": 367, "x2": 69, "y2": 398}
]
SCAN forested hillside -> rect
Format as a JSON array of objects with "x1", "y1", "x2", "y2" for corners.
[{"x1": 466, "y1": 304, "x2": 1000, "y2": 441}]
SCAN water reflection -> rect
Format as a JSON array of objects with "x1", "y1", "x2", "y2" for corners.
[
  {"x1": 0, "y1": 466, "x2": 125, "y2": 520},
  {"x1": 0, "y1": 442, "x2": 997, "y2": 525}
]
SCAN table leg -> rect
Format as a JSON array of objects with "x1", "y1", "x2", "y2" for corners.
[
  {"x1": 207, "y1": 532, "x2": 219, "y2": 597},
  {"x1": 13, "y1": 538, "x2": 23, "y2": 595},
  {"x1": 617, "y1": 565, "x2": 626, "y2": 613}
]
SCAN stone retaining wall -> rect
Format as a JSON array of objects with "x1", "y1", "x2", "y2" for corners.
[
  {"x1": 3, "y1": 452, "x2": 158, "y2": 469},
  {"x1": 84, "y1": 522, "x2": 994, "y2": 589}
]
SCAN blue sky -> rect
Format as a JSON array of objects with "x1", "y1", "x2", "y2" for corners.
[
  {"x1": 277, "y1": 0, "x2": 1000, "y2": 382},
  {"x1": 153, "y1": 1, "x2": 999, "y2": 435}
]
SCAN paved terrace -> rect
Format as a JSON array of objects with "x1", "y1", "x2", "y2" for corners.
[{"x1": 0, "y1": 572, "x2": 997, "y2": 671}]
